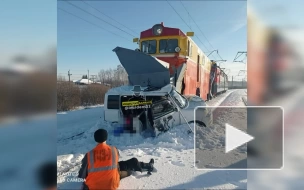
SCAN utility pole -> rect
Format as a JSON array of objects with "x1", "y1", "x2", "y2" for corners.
[
  {"x1": 88, "y1": 70, "x2": 89, "y2": 85},
  {"x1": 68, "y1": 70, "x2": 72, "y2": 83},
  {"x1": 91, "y1": 75, "x2": 97, "y2": 83}
]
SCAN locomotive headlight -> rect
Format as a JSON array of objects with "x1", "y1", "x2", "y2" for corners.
[
  {"x1": 153, "y1": 24, "x2": 163, "y2": 36},
  {"x1": 157, "y1": 28, "x2": 162, "y2": 34},
  {"x1": 175, "y1": 46, "x2": 181, "y2": 52}
]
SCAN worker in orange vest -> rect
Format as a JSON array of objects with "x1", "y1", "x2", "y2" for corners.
[{"x1": 78, "y1": 129, "x2": 154, "y2": 190}]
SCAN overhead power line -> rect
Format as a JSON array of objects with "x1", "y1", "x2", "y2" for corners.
[
  {"x1": 180, "y1": 1, "x2": 223, "y2": 61},
  {"x1": 81, "y1": 0, "x2": 138, "y2": 36},
  {"x1": 180, "y1": 1, "x2": 214, "y2": 49},
  {"x1": 64, "y1": 1, "x2": 136, "y2": 38},
  {"x1": 217, "y1": 52, "x2": 224, "y2": 61},
  {"x1": 166, "y1": 1, "x2": 192, "y2": 30},
  {"x1": 58, "y1": 7, "x2": 129, "y2": 41},
  {"x1": 166, "y1": 1, "x2": 218, "y2": 60}
]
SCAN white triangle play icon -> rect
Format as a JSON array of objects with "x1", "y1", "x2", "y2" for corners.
[{"x1": 225, "y1": 123, "x2": 254, "y2": 153}]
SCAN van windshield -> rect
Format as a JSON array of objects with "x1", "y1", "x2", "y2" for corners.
[{"x1": 169, "y1": 90, "x2": 187, "y2": 108}]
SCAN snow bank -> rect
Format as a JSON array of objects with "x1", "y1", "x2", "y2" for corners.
[
  {"x1": 58, "y1": 120, "x2": 246, "y2": 189},
  {"x1": 206, "y1": 90, "x2": 235, "y2": 107},
  {"x1": 57, "y1": 104, "x2": 104, "y2": 114},
  {"x1": 57, "y1": 90, "x2": 247, "y2": 189}
]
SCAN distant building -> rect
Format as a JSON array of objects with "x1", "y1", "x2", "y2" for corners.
[{"x1": 73, "y1": 79, "x2": 94, "y2": 85}]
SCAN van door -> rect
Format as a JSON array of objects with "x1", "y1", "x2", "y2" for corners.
[
  {"x1": 151, "y1": 97, "x2": 181, "y2": 132},
  {"x1": 104, "y1": 95, "x2": 120, "y2": 122}
]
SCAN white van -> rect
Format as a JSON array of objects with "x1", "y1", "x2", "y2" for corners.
[{"x1": 104, "y1": 84, "x2": 212, "y2": 136}]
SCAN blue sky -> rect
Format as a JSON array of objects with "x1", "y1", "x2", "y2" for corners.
[
  {"x1": 0, "y1": 0, "x2": 56, "y2": 66},
  {"x1": 2, "y1": 0, "x2": 303, "y2": 81},
  {"x1": 249, "y1": 0, "x2": 304, "y2": 28},
  {"x1": 58, "y1": 1, "x2": 247, "y2": 80}
]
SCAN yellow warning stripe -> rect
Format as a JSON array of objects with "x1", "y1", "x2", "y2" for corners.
[{"x1": 122, "y1": 100, "x2": 152, "y2": 107}]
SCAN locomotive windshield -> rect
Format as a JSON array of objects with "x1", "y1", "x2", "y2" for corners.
[
  {"x1": 159, "y1": 39, "x2": 178, "y2": 53},
  {"x1": 141, "y1": 40, "x2": 156, "y2": 54}
]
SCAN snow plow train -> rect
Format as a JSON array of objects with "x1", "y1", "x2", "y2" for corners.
[
  {"x1": 132, "y1": 22, "x2": 228, "y2": 100},
  {"x1": 104, "y1": 23, "x2": 230, "y2": 137}
]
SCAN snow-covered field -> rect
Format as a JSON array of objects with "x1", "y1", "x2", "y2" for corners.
[{"x1": 57, "y1": 89, "x2": 247, "y2": 189}]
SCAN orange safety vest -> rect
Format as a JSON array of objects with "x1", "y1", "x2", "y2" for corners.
[{"x1": 85, "y1": 143, "x2": 120, "y2": 190}]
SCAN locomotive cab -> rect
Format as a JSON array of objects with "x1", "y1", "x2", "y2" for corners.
[{"x1": 132, "y1": 22, "x2": 228, "y2": 101}]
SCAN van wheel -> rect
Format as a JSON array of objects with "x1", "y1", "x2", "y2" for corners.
[{"x1": 188, "y1": 120, "x2": 206, "y2": 127}]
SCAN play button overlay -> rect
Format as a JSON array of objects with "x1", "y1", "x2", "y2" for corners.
[
  {"x1": 225, "y1": 123, "x2": 254, "y2": 153},
  {"x1": 194, "y1": 106, "x2": 283, "y2": 170}
]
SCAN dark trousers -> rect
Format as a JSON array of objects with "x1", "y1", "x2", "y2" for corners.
[
  {"x1": 118, "y1": 157, "x2": 141, "y2": 179},
  {"x1": 119, "y1": 160, "x2": 131, "y2": 180}
]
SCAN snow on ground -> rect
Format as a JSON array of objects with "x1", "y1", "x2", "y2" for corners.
[
  {"x1": 214, "y1": 89, "x2": 247, "y2": 107},
  {"x1": 57, "y1": 89, "x2": 247, "y2": 189},
  {"x1": 57, "y1": 105, "x2": 104, "y2": 143},
  {"x1": 247, "y1": 87, "x2": 304, "y2": 189},
  {"x1": 57, "y1": 104, "x2": 104, "y2": 115},
  {"x1": 206, "y1": 90, "x2": 236, "y2": 107},
  {"x1": 196, "y1": 90, "x2": 247, "y2": 168}
]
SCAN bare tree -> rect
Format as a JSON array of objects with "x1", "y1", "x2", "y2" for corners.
[
  {"x1": 57, "y1": 75, "x2": 66, "y2": 82},
  {"x1": 104, "y1": 69, "x2": 111, "y2": 84},
  {"x1": 98, "y1": 69, "x2": 106, "y2": 84},
  {"x1": 97, "y1": 65, "x2": 128, "y2": 87}
]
